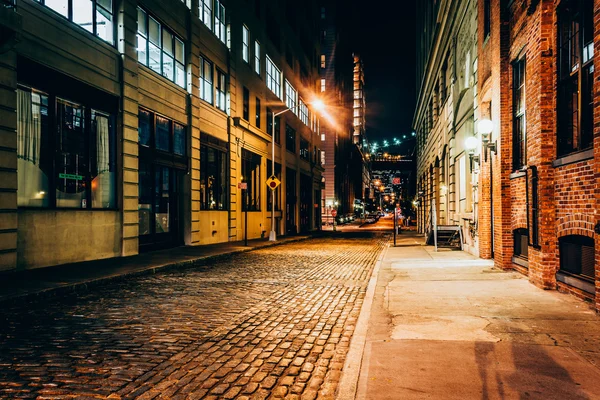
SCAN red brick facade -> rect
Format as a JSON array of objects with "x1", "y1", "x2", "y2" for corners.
[{"x1": 479, "y1": 0, "x2": 600, "y2": 311}]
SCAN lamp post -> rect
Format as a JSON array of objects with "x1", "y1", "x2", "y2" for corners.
[
  {"x1": 477, "y1": 119, "x2": 496, "y2": 161},
  {"x1": 465, "y1": 136, "x2": 480, "y2": 173},
  {"x1": 269, "y1": 99, "x2": 324, "y2": 241}
]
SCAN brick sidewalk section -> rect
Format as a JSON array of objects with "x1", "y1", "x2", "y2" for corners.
[
  {"x1": 0, "y1": 233, "x2": 387, "y2": 399},
  {"x1": 0, "y1": 235, "x2": 313, "y2": 304}
]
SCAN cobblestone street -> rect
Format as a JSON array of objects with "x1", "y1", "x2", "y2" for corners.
[{"x1": 0, "y1": 234, "x2": 386, "y2": 399}]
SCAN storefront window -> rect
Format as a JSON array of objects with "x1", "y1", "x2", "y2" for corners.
[
  {"x1": 242, "y1": 149, "x2": 261, "y2": 211},
  {"x1": 200, "y1": 134, "x2": 227, "y2": 210}
]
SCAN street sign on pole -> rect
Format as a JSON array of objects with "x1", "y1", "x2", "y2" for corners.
[{"x1": 266, "y1": 176, "x2": 281, "y2": 190}]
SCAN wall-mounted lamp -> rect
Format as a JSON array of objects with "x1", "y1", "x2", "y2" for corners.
[
  {"x1": 465, "y1": 136, "x2": 480, "y2": 173},
  {"x1": 477, "y1": 119, "x2": 497, "y2": 161}
]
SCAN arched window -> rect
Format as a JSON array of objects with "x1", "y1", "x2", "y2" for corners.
[
  {"x1": 513, "y1": 228, "x2": 528, "y2": 260},
  {"x1": 559, "y1": 235, "x2": 595, "y2": 281}
]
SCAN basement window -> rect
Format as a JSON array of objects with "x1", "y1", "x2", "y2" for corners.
[
  {"x1": 513, "y1": 228, "x2": 528, "y2": 260},
  {"x1": 559, "y1": 235, "x2": 595, "y2": 282}
]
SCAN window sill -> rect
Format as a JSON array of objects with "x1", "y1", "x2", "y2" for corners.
[
  {"x1": 509, "y1": 170, "x2": 526, "y2": 180},
  {"x1": 556, "y1": 271, "x2": 595, "y2": 294},
  {"x1": 511, "y1": 256, "x2": 529, "y2": 268},
  {"x1": 552, "y1": 148, "x2": 594, "y2": 168},
  {"x1": 138, "y1": 64, "x2": 187, "y2": 93}
]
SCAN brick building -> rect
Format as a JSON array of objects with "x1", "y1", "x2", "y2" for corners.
[
  {"x1": 415, "y1": 0, "x2": 600, "y2": 311},
  {"x1": 0, "y1": 0, "x2": 324, "y2": 271}
]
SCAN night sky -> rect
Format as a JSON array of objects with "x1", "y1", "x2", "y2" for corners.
[{"x1": 350, "y1": 0, "x2": 417, "y2": 154}]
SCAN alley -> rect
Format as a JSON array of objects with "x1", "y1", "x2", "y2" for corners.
[
  {"x1": 0, "y1": 235, "x2": 385, "y2": 399},
  {"x1": 354, "y1": 232, "x2": 600, "y2": 400}
]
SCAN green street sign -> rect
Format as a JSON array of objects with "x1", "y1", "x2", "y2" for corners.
[{"x1": 59, "y1": 173, "x2": 83, "y2": 181}]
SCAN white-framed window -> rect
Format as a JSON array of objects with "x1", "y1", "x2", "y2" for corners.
[
  {"x1": 137, "y1": 7, "x2": 185, "y2": 88},
  {"x1": 321, "y1": 150, "x2": 326, "y2": 165},
  {"x1": 199, "y1": 56, "x2": 213, "y2": 104},
  {"x1": 200, "y1": 0, "x2": 212, "y2": 29},
  {"x1": 266, "y1": 56, "x2": 281, "y2": 98},
  {"x1": 216, "y1": 69, "x2": 226, "y2": 112},
  {"x1": 321, "y1": 133, "x2": 325, "y2": 141},
  {"x1": 214, "y1": 0, "x2": 226, "y2": 44},
  {"x1": 320, "y1": 78, "x2": 326, "y2": 92},
  {"x1": 285, "y1": 80, "x2": 297, "y2": 115},
  {"x1": 254, "y1": 41, "x2": 261, "y2": 74},
  {"x1": 242, "y1": 25, "x2": 249, "y2": 63},
  {"x1": 299, "y1": 99, "x2": 309, "y2": 125}
]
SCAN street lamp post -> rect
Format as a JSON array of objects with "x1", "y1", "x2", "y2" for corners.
[{"x1": 269, "y1": 99, "x2": 324, "y2": 242}]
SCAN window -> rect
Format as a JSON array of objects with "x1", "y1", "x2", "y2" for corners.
[
  {"x1": 559, "y1": 235, "x2": 595, "y2": 281},
  {"x1": 34, "y1": 0, "x2": 113, "y2": 44},
  {"x1": 300, "y1": 137, "x2": 309, "y2": 161},
  {"x1": 320, "y1": 78, "x2": 326, "y2": 92},
  {"x1": 138, "y1": 109, "x2": 186, "y2": 156},
  {"x1": 321, "y1": 54, "x2": 326, "y2": 69},
  {"x1": 214, "y1": 0, "x2": 226, "y2": 44},
  {"x1": 200, "y1": 134, "x2": 227, "y2": 210},
  {"x1": 285, "y1": 80, "x2": 298, "y2": 115},
  {"x1": 200, "y1": 0, "x2": 212, "y2": 29},
  {"x1": 242, "y1": 149, "x2": 261, "y2": 211},
  {"x1": 254, "y1": 41, "x2": 261, "y2": 74},
  {"x1": 513, "y1": 228, "x2": 529, "y2": 260},
  {"x1": 299, "y1": 100, "x2": 309, "y2": 125},
  {"x1": 137, "y1": 8, "x2": 185, "y2": 88},
  {"x1": 216, "y1": 69, "x2": 226, "y2": 112},
  {"x1": 557, "y1": 0, "x2": 594, "y2": 157},
  {"x1": 267, "y1": 108, "x2": 281, "y2": 143},
  {"x1": 286, "y1": 124, "x2": 296, "y2": 153},
  {"x1": 255, "y1": 97, "x2": 261, "y2": 128},
  {"x1": 321, "y1": 6, "x2": 325, "y2": 19},
  {"x1": 321, "y1": 150, "x2": 326, "y2": 166},
  {"x1": 266, "y1": 56, "x2": 282, "y2": 98},
  {"x1": 513, "y1": 59, "x2": 526, "y2": 170},
  {"x1": 242, "y1": 25, "x2": 249, "y2": 62},
  {"x1": 483, "y1": 0, "x2": 491, "y2": 38},
  {"x1": 199, "y1": 56, "x2": 213, "y2": 103},
  {"x1": 17, "y1": 87, "x2": 116, "y2": 209},
  {"x1": 321, "y1": 133, "x2": 325, "y2": 141},
  {"x1": 243, "y1": 87, "x2": 250, "y2": 120}
]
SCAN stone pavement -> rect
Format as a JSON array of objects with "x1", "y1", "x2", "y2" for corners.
[
  {"x1": 341, "y1": 231, "x2": 600, "y2": 400},
  {"x1": 0, "y1": 233, "x2": 386, "y2": 399},
  {"x1": 0, "y1": 235, "x2": 312, "y2": 304}
]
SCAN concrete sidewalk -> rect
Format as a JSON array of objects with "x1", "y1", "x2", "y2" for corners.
[
  {"x1": 0, "y1": 235, "x2": 311, "y2": 304},
  {"x1": 340, "y1": 232, "x2": 600, "y2": 400}
]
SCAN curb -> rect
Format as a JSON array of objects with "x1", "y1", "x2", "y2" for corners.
[
  {"x1": 0, "y1": 236, "x2": 311, "y2": 306},
  {"x1": 336, "y1": 243, "x2": 388, "y2": 400}
]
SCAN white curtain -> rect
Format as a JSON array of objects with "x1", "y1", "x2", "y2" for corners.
[
  {"x1": 96, "y1": 114, "x2": 110, "y2": 174},
  {"x1": 17, "y1": 89, "x2": 41, "y2": 164}
]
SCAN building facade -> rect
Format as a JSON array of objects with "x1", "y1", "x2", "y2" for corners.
[
  {"x1": 0, "y1": 0, "x2": 324, "y2": 271},
  {"x1": 415, "y1": 0, "x2": 600, "y2": 311},
  {"x1": 414, "y1": 0, "x2": 480, "y2": 255}
]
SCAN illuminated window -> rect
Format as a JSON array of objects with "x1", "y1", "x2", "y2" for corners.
[
  {"x1": 266, "y1": 56, "x2": 282, "y2": 98},
  {"x1": 137, "y1": 8, "x2": 185, "y2": 88},
  {"x1": 321, "y1": 54, "x2": 326, "y2": 68},
  {"x1": 285, "y1": 80, "x2": 297, "y2": 115},
  {"x1": 216, "y1": 69, "x2": 226, "y2": 112},
  {"x1": 200, "y1": 0, "x2": 212, "y2": 29},
  {"x1": 36, "y1": 0, "x2": 114, "y2": 44},
  {"x1": 199, "y1": 56, "x2": 213, "y2": 104},
  {"x1": 214, "y1": 0, "x2": 226, "y2": 43},
  {"x1": 242, "y1": 25, "x2": 249, "y2": 62},
  {"x1": 320, "y1": 78, "x2": 325, "y2": 92},
  {"x1": 254, "y1": 41, "x2": 261, "y2": 74}
]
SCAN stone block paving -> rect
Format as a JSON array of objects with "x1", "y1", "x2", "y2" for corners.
[{"x1": 0, "y1": 234, "x2": 386, "y2": 399}]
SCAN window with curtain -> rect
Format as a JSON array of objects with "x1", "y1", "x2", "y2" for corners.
[
  {"x1": 557, "y1": 0, "x2": 594, "y2": 157},
  {"x1": 137, "y1": 7, "x2": 185, "y2": 88},
  {"x1": 199, "y1": 56, "x2": 213, "y2": 104},
  {"x1": 35, "y1": 0, "x2": 113, "y2": 44},
  {"x1": 17, "y1": 87, "x2": 115, "y2": 209},
  {"x1": 242, "y1": 149, "x2": 261, "y2": 211},
  {"x1": 200, "y1": 134, "x2": 227, "y2": 210}
]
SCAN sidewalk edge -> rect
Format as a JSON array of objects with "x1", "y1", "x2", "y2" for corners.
[
  {"x1": 336, "y1": 243, "x2": 388, "y2": 400},
  {"x1": 0, "y1": 236, "x2": 310, "y2": 306}
]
